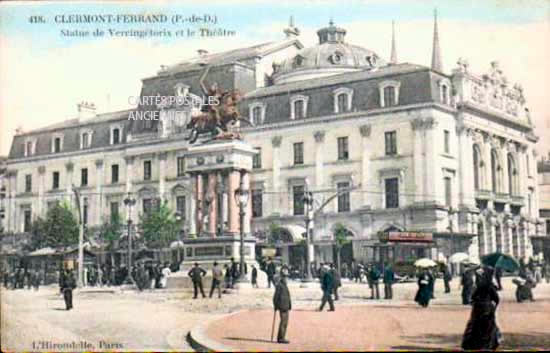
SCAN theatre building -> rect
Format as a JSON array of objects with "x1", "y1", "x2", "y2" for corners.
[{"x1": 3, "y1": 16, "x2": 545, "y2": 269}]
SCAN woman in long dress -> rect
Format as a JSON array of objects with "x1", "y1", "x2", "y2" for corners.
[
  {"x1": 414, "y1": 269, "x2": 432, "y2": 307},
  {"x1": 461, "y1": 266, "x2": 501, "y2": 351}
]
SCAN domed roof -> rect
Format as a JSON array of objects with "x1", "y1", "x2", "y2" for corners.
[{"x1": 272, "y1": 21, "x2": 387, "y2": 84}]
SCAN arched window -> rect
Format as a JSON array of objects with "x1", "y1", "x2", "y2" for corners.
[
  {"x1": 294, "y1": 100, "x2": 304, "y2": 119},
  {"x1": 473, "y1": 144, "x2": 482, "y2": 191},
  {"x1": 491, "y1": 149, "x2": 499, "y2": 193},
  {"x1": 337, "y1": 93, "x2": 347, "y2": 113}
]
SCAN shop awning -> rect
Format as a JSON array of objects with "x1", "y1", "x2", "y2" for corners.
[{"x1": 278, "y1": 225, "x2": 307, "y2": 243}]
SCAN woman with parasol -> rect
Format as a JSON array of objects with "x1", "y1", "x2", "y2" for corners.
[
  {"x1": 461, "y1": 265, "x2": 501, "y2": 350},
  {"x1": 414, "y1": 268, "x2": 433, "y2": 308}
]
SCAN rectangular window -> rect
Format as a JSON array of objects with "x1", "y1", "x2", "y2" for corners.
[
  {"x1": 294, "y1": 100, "x2": 304, "y2": 119},
  {"x1": 52, "y1": 171, "x2": 60, "y2": 190},
  {"x1": 82, "y1": 133, "x2": 89, "y2": 148},
  {"x1": 252, "y1": 106, "x2": 262, "y2": 125},
  {"x1": 24, "y1": 209, "x2": 32, "y2": 232},
  {"x1": 25, "y1": 174, "x2": 32, "y2": 193},
  {"x1": 444, "y1": 130, "x2": 450, "y2": 154},
  {"x1": 337, "y1": 182, "x2": 351, "y2": 212},
  {"x1": 177, "y1": 157, "x2": 186, "y2": 177},
  {"x1": 81, "y1": 168, "x2": 88, "y2": 186},
  {"x1": 384, "y1": 86, "x2": 396, "y2": 107},
  {"x1": 54, "y1": 137, "x2": 61, "y2": 153},
  {"x1": 293, "y1": 142, "x2": 304, "y2": 165},
  {"x1": 252, "y1": 189, "x2": 263, "y2": 218},
  {"x1": 144, "y1": 160, "x2": 152, "y2": 180},
  {"x1": 528, "y1": 189, "x2": 533, "y2": 216},
  {"x1": 253, "y1": 148, "x2": 262, "y2": 169},
  {"x1": 293, "y1": 185, "x2": 305, "y2": 215},
  {"x1": 385, "y1": 178, "x2": 399, "y2": 209},
  {"x1": 385, "y1": 131, "x2": 397, "y2": 155},
  {"x1": 444, "y1": 177, "x2": 452, "y2": 207},
  {"x1": 111, "y1": 164, "x2": 119, "y2": 184},
  {"x1": 110, "y1": 202, "x2": 119, "y2": 222},
  {"x1": 143, "y1": 198, "x2": 152, "y2": 214},
  {"x1": 112, "y1": 128, "x2": 120, "y2": 144},
  {"x1": 337, "y1": 137, "x2": 349, "y2": 160},
  {"x1": 337, "y1": 93, "x2": 347, "y2": 112},
  {"x1": 176, "y1": 196, "x2": 186, "y2": 220}
]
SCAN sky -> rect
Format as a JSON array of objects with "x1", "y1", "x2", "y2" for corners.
[{"x1": 0, "y1": 0, "x2": 549, "y2": 157}]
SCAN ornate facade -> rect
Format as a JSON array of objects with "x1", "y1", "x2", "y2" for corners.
[{"x1": 3, "y1": 18, "x2": 545, "y2": 265}]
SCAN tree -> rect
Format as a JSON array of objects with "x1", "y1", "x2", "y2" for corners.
[
  {"x1": 333, "y1": 223, "x2": 351, "y2": 273},
  {"x1": 139, "y1": 202, "x2": 181, "y2": 249},
  {"x1": 29, "y1": 202, "x2": 79, "y2": 250},
  {"x1": 98, "y1": 213, "x2": 123, "y2": 267}
]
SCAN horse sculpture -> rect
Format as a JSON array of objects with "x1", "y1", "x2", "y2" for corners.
[{"x1": 186, "y1": 65, "x2": 253, "y2": 143}]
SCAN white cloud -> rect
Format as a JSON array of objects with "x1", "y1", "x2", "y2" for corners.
[{"x1": 1, "y1": 16, "x2": 549, "y2": 157}]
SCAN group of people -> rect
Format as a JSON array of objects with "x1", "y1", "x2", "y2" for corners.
[
  {"x1": 187, "y1": 258, "x2": 260, "y2": 299},
  {"x1": 132, "y1": 262, "x2": 172, "y2": 291},
  {"x1": 2, "y1": 268, "x2": 41, "y2": 290}
]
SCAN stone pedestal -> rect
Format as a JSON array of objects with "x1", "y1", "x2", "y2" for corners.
[{"x1": 166, "y1": 139, "x2": 260, "y2": 289}]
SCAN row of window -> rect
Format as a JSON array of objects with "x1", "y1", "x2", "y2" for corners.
[
  {"x1": 24, "y1": 126, "x2": 123, "y2": 157},
  {"x1": 473, "y1": 145, "x2": 523, "y2": 195},
  {"x1": 21, "y1": 157, "x2": 188, "y2": 192}
]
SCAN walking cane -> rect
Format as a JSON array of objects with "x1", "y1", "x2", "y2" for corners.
[{"x1": 271, "y1": 309, "x2": 277, "y2": 342}]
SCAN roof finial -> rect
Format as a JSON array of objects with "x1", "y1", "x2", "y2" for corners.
[
  {"x1": 329, "y1": 18, "x2": 334, "y2": 26},
  {"x1": 284, "y1": 15, "x2": 300, "y2": 38},
  {"x1": 431, "y1": 8, "x2": 443, "y2": 72},
  {"x1": 390, "y1": 20, "x2": 397, "y2": 64}
]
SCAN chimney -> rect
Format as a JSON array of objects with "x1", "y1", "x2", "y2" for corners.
[
  {"x1": 390, "y1": 20, "x2": 397, "y2": 64},
  {"x1": 77, "y1": 101, "x2": 96, "y2": 120},
  {"x1": 197, "y1": 49, "x2": 209, "y2": 57}
]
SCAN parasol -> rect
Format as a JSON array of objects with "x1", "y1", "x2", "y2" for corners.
[
  {"x1": 449, "y1": 252, "x2": 469, "y2": 263},
  {"x1": 481, "y1": 252, "x2": 519, "y2": 272},
  {"x1": 414, "y1": 258, "x2": 437, "y2": 268}
]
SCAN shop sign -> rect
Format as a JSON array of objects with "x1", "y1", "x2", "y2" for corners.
[{"x1": 380, "y1": 232, "x2": 433, "y2": 243}]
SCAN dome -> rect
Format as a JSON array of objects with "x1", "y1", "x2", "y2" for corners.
[{"x1": 272, "y1": 21, "x2": 387, "y2": 84}]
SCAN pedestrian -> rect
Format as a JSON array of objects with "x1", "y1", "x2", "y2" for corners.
[
  {"x1": 230, "y1": 257, "x2": 240, "y2": 287},
  {"x1": 544, "y1": 262, "x2": 550, "y2": 284},
  {"x1": 428, "y1": 268, "x2": 436, "y2": 299},
  {"x1": 251, "y1": 265, "x2": 258, "y2": 288},
  {"x1": 3, "y1": 271, "x2": 10, "y2": 289},
  {"x1": 461, "y1": 266, "x2": 501, "y2": 351},
  {"x1": 383, "y1": 263, "x2": 395, "y2": 299},
  {"x1": 209, "y1": 261, "x2": 223, "y2": 299},
  {"x1": 414, "y1": 269, "x2": 432, "y2": 308},
  {"x1": 330, "y1": 264, "x2": 341, "y2": 301},
  {"x1": 188, "y1": 262, "x2": 207, "y2": 299},
  {"x1": 318, "y1": 264, "x2": 335, "y2": 312},
  {"x1": 160, "y1": 262, "x2": 171, "y2": 288},
  {"x1": 60, "y1": 268, "x2": 76, "y2": 310},
  {"x1": 273, "y1": 271, "x2": 292, "y2": 344},
  {"x1": 223, "y1": 264, "x2": 231, "y2": 289},
  {"x1": 494, "y1": 267, "x2": 503, "y2": 291},
  {"x1": 341, "y1": 262, "x2": 348, "y2": 279},
  {"x1": 25, "y1": 270, "x2": 32, "y2": 290},
  {"x1": 266, "y1": 257, "x2": 276, "y2": 289},
  {"x1": 461, "y1": 267, "x2": 476, "y2": 305},
  {"x1": 368, "y1": 264, "x2": 380, "y2": 300},
  {"x1": 97, "y1": 265, "x2": 103, "y2": 287},
  {"x1": 443, "y1": 265, "x2": 452, "y2": 294}
]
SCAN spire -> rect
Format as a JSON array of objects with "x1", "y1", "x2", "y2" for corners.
[
  {"x1": 431, "y1": 8, "x2": 443, "y2": 72},
  {"x1": 284, "y1": 16, "x2": 300, "y2": 38},
  {"x1": 390, "y1": 20, "x2": 397, "y2": 64}
]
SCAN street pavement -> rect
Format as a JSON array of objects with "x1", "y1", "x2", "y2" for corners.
[{"x1": 1, "y1": 277, "x2": 549, "y2": 351}]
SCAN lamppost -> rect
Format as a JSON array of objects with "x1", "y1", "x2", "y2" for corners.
[
  {"x1": 303, "y1": 178, "x2": 314, "y2": 282},
  {"x1": 123, "y1": 193, "x2": 136, "y2": 284},
  {"x1": 234, "y1": 178, "x2": 249, "y2": 281}
]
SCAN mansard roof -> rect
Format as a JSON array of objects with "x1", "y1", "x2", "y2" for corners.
[{"x1": 8, "y1": 109, "x2": 131, "y2": 159}]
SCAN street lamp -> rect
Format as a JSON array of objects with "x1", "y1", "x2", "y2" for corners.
[
  {"x1": 123, "y1": 193, "x2": 136, "y2": 284},
  {"x1": 234, "y1": 180, "x2": 249, "y2": 281},
  {"x1": 303, "y1": 178, "x2": 314, "y2": 282}
]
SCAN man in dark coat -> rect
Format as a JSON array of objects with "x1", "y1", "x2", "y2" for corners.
[
  {"x1": 494, "y1": 267, "x2": 503, "y2": 291},
  {"x1": 188, "y1": 262, "x2": 207, "y2": 299},
  {"x1": 230, "y1": 258, "x2": 240, "y2": 288},
  {"x1": 318, "y1": 265, "x2": 335, "y2": 311},
  {"x1": 273, "y1": 273, "x2": 291, "y2": 344},
  {"x1": 329, "y1": 264, "x2": 341, "y2": 300},
  {"x1": 266, "y1": 258, "x2": 276, "y2": 288},
  {"x1": 383, "y1": 263, "x2": 395, "y2": 299},
  {"x1": 443, "y1": 265, "x2": 452, "y2": 293},
  {"x1": 368, "y1": 264, "x2": 381, "y2": 300},
  {"x1": 60, "y1": 269, "x2": 76, "y2": 310},
  {"x1": 251, "y1": 265, "x2": 258, "y2": 288}
]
